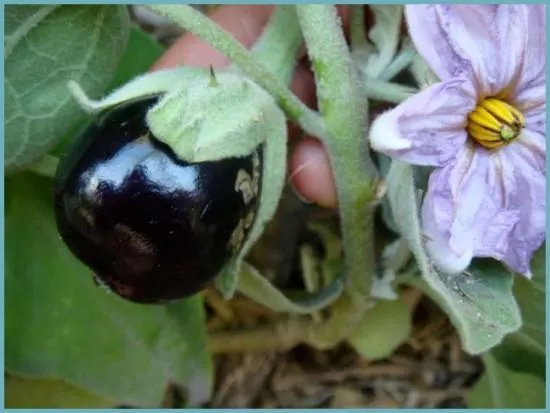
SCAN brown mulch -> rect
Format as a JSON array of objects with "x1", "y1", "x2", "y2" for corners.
[{"x1": 202, "y1": 289, "x2": 482, "y2": 409}]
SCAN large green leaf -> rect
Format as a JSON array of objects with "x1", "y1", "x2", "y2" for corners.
[
  {"x1": 468, "y1": 352, "x2": 545, "y2": 408},
  {"x1": 51, "y1": 26, "x2": 166, "y2": 159},
  {"x1": 5, "y1": 173, "x2": 212, "y2": 407},
  {"x1": 387, "y1": 161, "x2": 521, "y2": 354},
  {"x1": 5, "y1": 5, "x2": 129, "y2": 172}
]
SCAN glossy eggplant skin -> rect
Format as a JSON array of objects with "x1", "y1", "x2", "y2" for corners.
[{"x1": 54, "y1": 97, "x2": 262, "y2": 304}]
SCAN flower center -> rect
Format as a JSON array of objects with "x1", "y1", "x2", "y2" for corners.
[{"x1": 467, "y1": 98, "x2": 525, "y2": 149}]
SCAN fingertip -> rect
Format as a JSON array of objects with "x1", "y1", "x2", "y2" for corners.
[{"x1": 289, "y1": 137, "x2": 337, "y2": 208}]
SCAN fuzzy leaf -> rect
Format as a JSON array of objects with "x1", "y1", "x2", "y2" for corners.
[
  {"x1": 468, "y1": 353, "x2": 545, "y2": 408},
  {"x1": 146, "y1": 72, "x2": 278, "y2": 163},
  {"x1": 5, "y1": 173, "x2": 212, "y2": 407},
  {"x1": 410, "y1": 260, "x2": 521, "y2": 354},
  {"x1": 68, "y1": 67, "x2": 207, "y2": 114},
  {"x1": 5, "y1": 5, "x2": 129, "y2": 172},
  {"x1": 387, "y1": 161, "x2": 521, "y2": 354},
  {"x1": 348, "y1": 297, "x2": 411, "y2": 360}
]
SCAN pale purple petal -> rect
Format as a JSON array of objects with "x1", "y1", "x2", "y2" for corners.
[
  {"x1": 522, "y1": 102, "x2": 546, "y2": 137},
  {"x1": 489, "y1": 6, "x2": 531, "y2": 97},
  {"x1": 405, "y1": 5, "x2": 476, "y2": 80},
  {"x1": 369, "y1": 79, "x2": 476, "y2": 167},
  {"x1": 497, "y1": 144, "x2": 547, "y2": 275},
  {"x1": 406, "y1": 5, "x2": 530, "y2": 96},
  {"x1": 512, "y1": 5, "x2": 546, "y2": 101},
  {"x1": 422, "y1": 194, "x2": 473, "y2": 275},
  {"x1": 421, "y1": 146, "x2": 491, "y2": 273},
  {"x1": 419, "y1": 144, "x2": 541, "y2": 274},
  {"x1": 514, "y1": 129, "x2": 545, "y2": 175}
]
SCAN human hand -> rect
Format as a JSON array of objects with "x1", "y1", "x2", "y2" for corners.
[{"x1": 151, "y1": 5, "x2": 347, "y2": 208}]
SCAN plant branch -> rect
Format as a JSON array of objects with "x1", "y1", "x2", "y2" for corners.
[
  {"x1": 146, "y1": 4, "x2": 326, "y2": 139},
  {"x1": 208, "y1": 316, "x2": 311, "y2": 353},
  {"x1": 296, "y1": 5, "x2": 378, "y2": 298}
]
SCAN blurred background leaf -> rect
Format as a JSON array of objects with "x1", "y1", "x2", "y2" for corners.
[
  {"x1": 468, "y1": 352, "x2": 545, "y2": 408},
  {"x1": 486, "y1": 244, "x2": 546, "y2": 379},
  {"x1": 5, "y1": 373, "x2": 114, "y2": 408},
  {"x1": 109, "y1": 25, "x2": 165, "y2": 89}
]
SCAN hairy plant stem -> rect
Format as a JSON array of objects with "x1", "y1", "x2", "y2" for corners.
[
  {"x1": 146, "y1": 4, "x2": 326, "y2": 138},
  {"x1": 294, "y1": 5, "x2": 380, "y2": 347},
  {"x1": 296, "y1": 5, "x2": 378, "y2": 290}
]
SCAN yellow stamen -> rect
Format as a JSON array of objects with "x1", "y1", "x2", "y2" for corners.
[{"x1": 467, "y1": 98, "x2": 525, "y2": 149}]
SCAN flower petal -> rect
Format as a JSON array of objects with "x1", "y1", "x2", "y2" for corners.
[
  {"x1": 515, "y1": 129, "x2": 545, "y2": 175},
  {"x1": 421, "y1": 147, "x2": 490, "y2": 273},
  {"x1": 405, "y1": 5, "x2": 478, "y2": 81},
  {"x1": 406, "y1": 5, "x2": 531, "y2": 96},
  {"x1": 523, "y1": 102, "x2": 546, "y2": 138},
  {"x1": 423, "y1": 141, "x2": 545, "y2": 277},
  {"x1": 369, "y1": 79, "x2": 475, "y2": 167},
  {"x1": 498, "y1": 144, "x2": 546, "y2": 276},
  {"x1": 512, "y1": 5, "x2": 546, "y2": 104}
]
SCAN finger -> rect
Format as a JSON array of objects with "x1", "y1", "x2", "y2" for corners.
[{"x1": 289, "y1": 137, "x2": 337, "y2": 208}]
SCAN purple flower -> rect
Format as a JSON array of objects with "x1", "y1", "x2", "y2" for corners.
[{"x1": 369, "y1": 5, "x2": 546, "y2": 277}]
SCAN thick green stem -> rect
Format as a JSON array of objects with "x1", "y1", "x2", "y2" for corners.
[
  {"x1": 146, "y1": 4, "x2": 326, "y2": 139},
  {"x1": 296, "y1": 6, "x2": 378, "y2": 297}
]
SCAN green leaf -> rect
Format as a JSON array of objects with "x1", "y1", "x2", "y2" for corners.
[
  {"x1": 5, "y1": 173, "x2": 212, "y2": 407},
  {"x1": 50, "y1": 26, "x2": 166, "y2": 160},
  {"x1": 468, "y1": 352, "x2": 545, "y2": 408},
  {"x1": 5, "y1": 5, "x2": 130, "y2": 172},
  {"x1": 408, "y1": 260, "x2": 522, "y2": 355},
  {"x1": 348, "y1": 297, "x2": 411, "y2": 360},
  {"x1": 5, "y1": 373, "x2": 114, "y2": 408},
  {"x1": 491, "y1": 244, "x2": 545, "y2": 378},
  {"x1": 386, "y1": 161, "x2": 521, "y2": 354}
]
